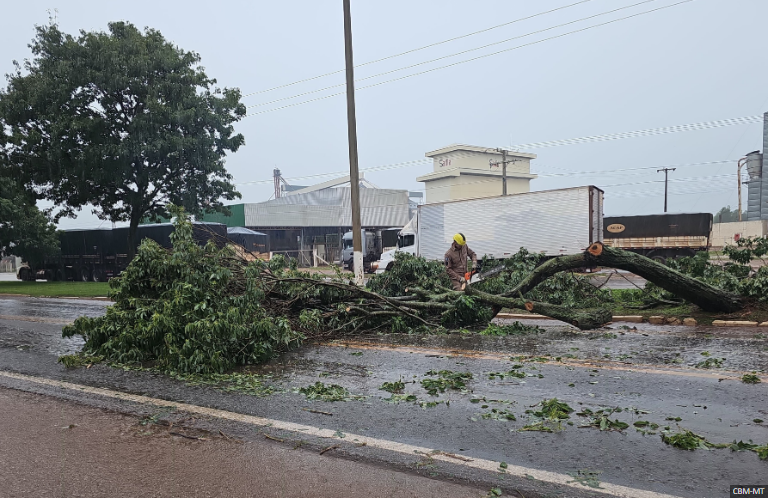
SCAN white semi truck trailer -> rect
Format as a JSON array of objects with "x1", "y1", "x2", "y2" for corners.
[{"x1": 373, "y1": 186, "x2": 604, "y2": 273}]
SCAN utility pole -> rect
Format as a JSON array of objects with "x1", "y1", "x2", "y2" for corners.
[
  {"x1": 501, "y1": 149, "x2": 507, "y2": 196},
  {"x1": 657, "y1": 167, "x2": 676, "y2": 213},
  {"x1": 493, "y1": 149, "x2": 516, "y2": 196},
  {"x1": 737, "y1": 157, "x2": 747, "y2": 221},
  {"x1": 342, "y1": 0, "x2": 364, "y2": 285}
]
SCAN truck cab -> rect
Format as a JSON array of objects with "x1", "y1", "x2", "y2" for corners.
[
  {"x1": 341, "y1": 229, "x2": 377, "y2": 273},
  {"x1": 372, "y1": 218, "x2": 417, "y2": 274}
]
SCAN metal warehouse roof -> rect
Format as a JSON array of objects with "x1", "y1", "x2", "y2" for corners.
[{"x1": 243, "y1": 188, "x2": 410, "y2": 228}]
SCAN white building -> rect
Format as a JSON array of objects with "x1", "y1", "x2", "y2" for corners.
[{"x1": 416, "y1": 144, "x2": 537, "y2": 204}]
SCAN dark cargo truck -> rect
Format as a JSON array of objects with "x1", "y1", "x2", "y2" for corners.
[
  {"x1": 603, "y1": 213, "x2": 713, "y2": 263},
  {"x1": 18, "y1": 222, "x2": 228, "y2": 282}
]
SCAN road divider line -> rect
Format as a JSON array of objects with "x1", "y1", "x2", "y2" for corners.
[
  {"x1": 0, "y1": 369, "x2": 685, "y2": 498},
  {"x1": 324, "y1": 340, "x2": 764, "y2": 381}
]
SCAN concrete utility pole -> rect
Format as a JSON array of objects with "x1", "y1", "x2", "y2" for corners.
[
  {"x1": 493, "y1": 148, "x2": 516, "y2": 196},
  {"x1": 342, "y1": 0, "x2": 364, "y2": 285},
  {"x1": 657, "y1": 167, "x2": 676, "y2": 213}
]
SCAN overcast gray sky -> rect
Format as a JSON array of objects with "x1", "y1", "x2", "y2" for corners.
[{"x1": 2, "y1": 0, "x2": 766, "y2": 229}]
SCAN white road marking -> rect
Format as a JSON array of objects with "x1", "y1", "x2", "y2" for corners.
[{"x1": 0, "y1": 369, "x2": 685, "y2": 498}]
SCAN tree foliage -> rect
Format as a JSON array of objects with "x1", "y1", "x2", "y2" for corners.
[
  {"x1": 67, "y1": 213, "x2": 592, "y2": 373},
  {"x1": 0, "y1": 175, "x2": 59, "y2": 265},
  {"x1": 634, "y1": 236, "x2": 767, "y2": 303},
  {"x1": 63, "y1": 208, "x2": 303, "y2": 374},
  {"x1": 367, "y1": 251, "x2": 450, "y2": 297},
  {"x1": 0, "y1": 21, "x2": 245, "y2": 254},
  {"x1": 714, "y1": 205, "x2": 747, "y2": 223}
]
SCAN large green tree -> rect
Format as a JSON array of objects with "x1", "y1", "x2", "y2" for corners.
[
  {"x1": 0, "y1": 21, "x2": 245, "y2": 254},
  {"x1": 0, "y1": 175, "x2": 59, "y2": 266}
]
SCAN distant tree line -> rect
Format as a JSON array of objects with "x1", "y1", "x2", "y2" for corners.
[{"x1": 714, "y1": 206, "x2": 747, "y2": 223}]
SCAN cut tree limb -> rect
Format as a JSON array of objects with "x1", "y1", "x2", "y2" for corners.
[
  {"x1": 502, "y1": 242, "x2": 743, "y2": 313},
  {"x1": 464, "y1": 286, "x2": 612, "y2": 330}
]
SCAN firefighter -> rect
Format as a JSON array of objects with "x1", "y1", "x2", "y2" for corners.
[{"x1": 444, "y1": 233, "x2": 478, "y2": 291}]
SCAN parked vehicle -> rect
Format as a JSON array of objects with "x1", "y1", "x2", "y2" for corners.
[
  {"x1": 17, "y1": 222, "x2": 228, "y2": 282},
  {"x1": 226, "y1": 227, "x2": 269, "y2": 254},
  {"x1": 603, "y1": 213, "x2": 713, "y2": 263},
  {"x1": 340, "y1": 227, "x2": 401, "y2": 273},
  {"x1": 373, "y1": 186, "x2": 604, "y2": 272}
]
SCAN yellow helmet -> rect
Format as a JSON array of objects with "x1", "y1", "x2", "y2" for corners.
[{"x1": 453, "y1": 233, "x2": 466, "y2": 246}]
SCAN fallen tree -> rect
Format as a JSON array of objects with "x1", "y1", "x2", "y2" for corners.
[
  {"x1": 502, "y1": 242, "x2": 745, "y2": 313},
  {"x1": 61, "y1": 209, "x2": 757, "y2": 374}
]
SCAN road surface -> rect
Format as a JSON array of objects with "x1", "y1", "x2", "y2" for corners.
[
  {"x1": 0, "y1": 295, "x2": 766, "y2": 498},
  {"x1": 0, "y1": 387, "x2": 485, "y2": 498}
]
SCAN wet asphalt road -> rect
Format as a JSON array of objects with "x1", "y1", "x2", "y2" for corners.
[{"x1": 0, "y1": 295, "x2": 766, "y2": 498}]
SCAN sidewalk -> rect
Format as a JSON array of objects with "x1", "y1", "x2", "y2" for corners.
[{"x1": 0, "y1": 387, "x2": 484, "y2": 498}]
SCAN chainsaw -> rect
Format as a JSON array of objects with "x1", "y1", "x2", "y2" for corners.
[{"x1": 462, "y1": 263, "x2": 506, "y2": 289}]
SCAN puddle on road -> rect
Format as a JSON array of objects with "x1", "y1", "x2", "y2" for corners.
[
  {"x1": 0, "y1": 297, "x2": 107, "y2": 321},
  {"x1": 0, "y1": 329, "x2": 84, "y2": 356},
  {"x1": 329, "y1": 322, "x2": 767, "y2": 374},
  {"x1": 247, "y1": 356, "x2": 370, "y2": 379}
]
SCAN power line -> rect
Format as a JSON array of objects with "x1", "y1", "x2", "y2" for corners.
[
  {"x1": 506, "y1": 116, "x2": 764, "y2": 150},
  {"x1": 236, "y1": 158, "x2": 432, "y2": 186},
  {"x1": 535, "y1": 159, "x2": 736, "y2": 178},
  {"x1": 237, "y1": 157, "x2": 737, "y2": 188},
  {"x1": 243, "y1": 0, "x2": 694, "y2": 117},
  {"x1": 246, "y1": 0, "x2": 659, "y2": 110},
  {"x1": 240, "y1": 0, "x2": 596, "y2": 99},
  {"x1": 400, "y1": 171, "x2": 734, "y2": 195}
]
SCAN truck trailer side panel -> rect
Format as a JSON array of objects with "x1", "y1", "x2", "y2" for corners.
[
  {"x1": 603, "y1": 213, "x2": 713, "y2": 261},
  {"x1": 416, "y1": 186, "x2": 603, "y2": 261}
]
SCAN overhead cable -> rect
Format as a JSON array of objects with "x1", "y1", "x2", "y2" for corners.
[
  {"x1": 246, "y1": 0, "x2": 659, "y2": 110},
  {"x1": 507, "y1": 116, "x2": 765, "y2": 150},
  {"x1": 244, "y1": 0, "x2": 694, "y2": 117},
  {"x1": 240, "y1": 0, "x2": 596, "y2": 98}
]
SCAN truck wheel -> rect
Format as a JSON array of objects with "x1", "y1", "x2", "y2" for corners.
[
  {"x1": 18, "y1": 268, "x2": 31, "y2": 281},
  {"x1": 78, "y1": 267, "x2": 91, "y2": 282},
  {"x1": 92, "y1": 268, "x2": 104, "y2": 282},
  {"x1": 651, "y1": 255, "x2": 667, "y2": 265},
  {"x1": 44, "y1": 270, "x2": 54, "y2": 281},
  {"x1": 55, "y1": 269, "x2": 66, "y2": 282}
]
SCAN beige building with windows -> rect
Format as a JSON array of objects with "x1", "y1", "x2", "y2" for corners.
[{"x1": 416, "y1": 144, "x2": 537, "y2": 204}]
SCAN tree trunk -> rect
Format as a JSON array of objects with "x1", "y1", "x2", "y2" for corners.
[
  {"x1": 502, "y1": 243, "x2": 743, "y2": 313},
  {"x1": 464, "y1": 286, "x2": 612, "y2": 330},
  {"x1": 127, "y1": 212, "x2": 141, "y2": 259}
]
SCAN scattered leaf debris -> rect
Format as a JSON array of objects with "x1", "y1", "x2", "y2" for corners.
[
  {"x1": 421, "y1": 370, "x2": 472, "y2": 396},
  {"x1": 742, "y1": 374, "x2": 761, "y2": 384}
]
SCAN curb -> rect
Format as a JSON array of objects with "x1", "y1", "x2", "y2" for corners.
[
  {"x1": 0, "y1": 294, "x2": 110, "y2": 301},
  {"x1": 712, "y1": 320, "x2": 762, "y2": 327},
  {"x1": 498, "y1": 314, "x2": 768, "y2": 328}
]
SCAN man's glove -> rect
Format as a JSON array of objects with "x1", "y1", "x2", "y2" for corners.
[
  {"x1": 472, "y1": 261, "x2": 478, "y2": 270},
  {"x1": 459, "y1": 276, "x2": 466, "y2": 283}
]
